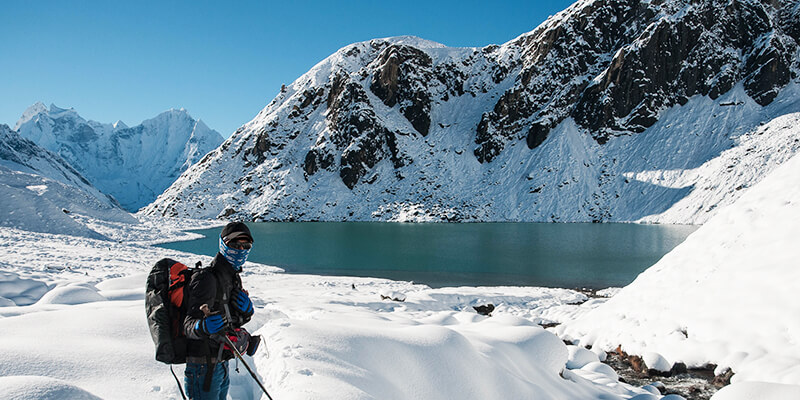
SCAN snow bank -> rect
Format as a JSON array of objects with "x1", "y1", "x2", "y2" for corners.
[
  {"x1": 0, "y1": 298, "x2": 183, "y2": 399},
  {"x1": 0, "y1": 270, "x2": 48, "y2": 306},
  {"x1": 1, "y1": 215, "x2": 669, "y2": 400},
  {"x1": 260, "y1": 316, "x2": 570, "y2": 399},
  {"x1": 559, "y1": 152, "x2": 800, "y2": 389},
  {"x1": 712, "y1": 381, "x2": 800, "y2": 400},
  {"x1": 0, "y1": 375, "x2": 101, "y2": 400},
  {"x1": 36, "y1": 284, "x2": 106, "y2": 305}
]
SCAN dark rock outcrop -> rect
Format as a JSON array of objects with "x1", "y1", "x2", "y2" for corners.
[{"x1": 370, "y1": 44, "x2": 433, "y2": 136}]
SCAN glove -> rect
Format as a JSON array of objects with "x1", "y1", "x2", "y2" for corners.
[
  {"x1": 195, "y1": 314, "x2": 225, "y2": 335},
  {"x1": 233, "y1": 290, "x2": 254, "y2": 315}
]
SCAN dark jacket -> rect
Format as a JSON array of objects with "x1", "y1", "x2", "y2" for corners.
[{"x1": 183, "y1": 253, "x2": 253, "y2": 360}]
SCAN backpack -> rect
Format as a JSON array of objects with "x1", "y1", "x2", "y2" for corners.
[{"x1": 145, "y1": 258, "x2": 198, "y2": 364}]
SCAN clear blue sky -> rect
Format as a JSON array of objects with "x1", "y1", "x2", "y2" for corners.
[{"x1": 2, "y1": 0, "x2": 575, "y2": 136}]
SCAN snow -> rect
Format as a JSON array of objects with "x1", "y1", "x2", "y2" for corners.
[
  {"x1": 0, "y1": 375, "x2": 102, "y2": 399},
  {"x1": 643, "y1": 352, "x2": 672, "y2": 373},
  {"x1": 2, "y1": 128, "x2": 800, "y2": 399},
  {"x1": 712, "y1": 381, "x2": 800, "y2": 400},
  {"x1": 36, "y1": 285, "x2": 107, "y2": 305},
  {"x1": 566, "y1": 345, "x2": 599, "y2": 369},
  {"x1": 559, "y1": 151, "x2": 800, "y2": 391},
  {"x1": 13, "y1": 104, "x2": 224, "y2": 211},
  {"x1": 143, "y1": 17, "x2": 800, "y2": 224},
  {"x1": 0, "y1": 216, "x2": 666, "y2": 400},
  {"x1": 0, "y1": 270, "x2": 48, "y2": 306}
]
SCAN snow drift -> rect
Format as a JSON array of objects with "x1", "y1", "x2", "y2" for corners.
[{"x1": 558, "y1": 151, "x2": 800, "y2": 395}]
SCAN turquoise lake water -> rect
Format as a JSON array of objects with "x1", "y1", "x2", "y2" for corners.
[{"x1": 156, "y1": 222, "x2": 698, "y2": 288}]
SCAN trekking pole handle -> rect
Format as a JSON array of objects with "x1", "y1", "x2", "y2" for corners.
[{"x1": 200, "y1": 304, "x2": 213, "y2": 317}]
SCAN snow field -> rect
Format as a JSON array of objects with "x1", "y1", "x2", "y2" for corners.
[
  {"x1": 0, "y1": 218, "x2": 671, "y2": 399},
  {"x1": 559, "y1": 152, "x2": 800, "y2": 397},
  {"x1": 3, "y1": 149, "x2": 800, "y2": 399}
]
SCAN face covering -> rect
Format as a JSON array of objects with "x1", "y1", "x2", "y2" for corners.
[{"x1": 219, "y1": 236, "x2": 250, "y2": 271}]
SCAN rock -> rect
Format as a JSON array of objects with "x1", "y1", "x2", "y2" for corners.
[
  {"x1": 669, "y1": 362, "x2": 687, "y2": 375},
  {"x1": 629, "y1": 354, "x2": 646, "y2": 373},
  {"x1": 712, "y1": 368, "x2": 735, "y2": 387},
  {"x1": 380, "y1": 291, "x2": 406, "y2": 302},
  {"x1": 472, "y1": 304, "x2": 495, "y2": 316}
]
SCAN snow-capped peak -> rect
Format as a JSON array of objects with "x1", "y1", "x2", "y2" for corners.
[
  {"x1": 376, "y1": 35, "x2": 448, "y2": 49},
  {"x1": 14, "y1": 102, "x2": 48, "y2": 130},
  {"x1": 15, "y1": 104, "x2": 224, "y2": 212},
  {"x1": 47, "y1": 103, "x2": 80, "y2": 119}
]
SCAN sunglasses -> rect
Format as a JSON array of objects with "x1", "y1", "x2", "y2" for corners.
[{"x1": 227, "y1": 240, "x2": 252, "y2": 250}]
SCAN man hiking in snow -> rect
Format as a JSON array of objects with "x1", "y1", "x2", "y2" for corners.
[{"x1": 183, "y1": 221, "x2": 256, "y2": 399}]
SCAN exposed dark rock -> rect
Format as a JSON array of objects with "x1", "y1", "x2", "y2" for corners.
[
  {"x1": 369, "y1": 44, "x2": 433, "y2": 136},
  {"x1": 743, "y1": 33, "x2": 794, "y2": 105},
  {"x1": 712, "y1": 368, "x2": 734, "y2": 387},
  {"x1": 473, "y1": 304, "x2": 495, "y2": 316},
  {"x1": 604, "y1": 347, "x2": 722, "y2": 400},
  {"x1": 526, "y1": 121, "x2": 551, "y2": 149},
  {"x1": 380, "y1": 293, "x2": 406, "y2": 302},
  {"x1": 573, "y1": 0, "x2": 795, "y2": 142}
]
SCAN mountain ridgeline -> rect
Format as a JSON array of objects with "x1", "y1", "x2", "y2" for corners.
[
  {"x1": 144, "y1": 0, "x2": 800, "y2": 223},
  {"x1": 15, "y1": 104, "x2": 224, "y2": 211}
]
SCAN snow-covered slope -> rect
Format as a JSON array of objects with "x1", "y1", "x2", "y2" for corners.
[
  {"x1": 0, "y1": 124, "x2": 134, "y2": 238},
  {"x1": 15, "y1": 103, "x2": 224, "y2": 212},
  {"x1": 0, "y1": 221, "x2": 685, "y2": 400},
  {"x1": 143, "y1": 0, "x2": 800, "y2": 223},
  {"x1": 557, "y1": 150, "x2": 800, "y2": 395}
]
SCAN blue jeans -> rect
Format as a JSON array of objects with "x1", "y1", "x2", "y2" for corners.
[{"x1": 184, "y1": 361, "x2": 229, "y2": 400}]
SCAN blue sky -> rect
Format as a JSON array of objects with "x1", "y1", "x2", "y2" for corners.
[{"x1": 2, "y1": 0, "x2": 575, "y2": 136}]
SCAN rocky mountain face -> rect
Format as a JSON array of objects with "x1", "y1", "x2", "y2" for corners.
[
  {"x1": 16, "y1": 104, "x2": 224, "y2": 211},
  {"x1": 0, "y1": 124, "x2": 134, "y2": 237},
  {"x1": 144, "y1": 0, "x2": 800, "y2": 223}
]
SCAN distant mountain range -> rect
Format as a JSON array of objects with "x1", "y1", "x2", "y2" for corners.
[
  {"x1": 0, "y1": 124, "x2": 134, "y2": 238},
  {"x1": 143, "y1": 0, "x2": 800, "y2": 223},
  {"x1": 15, "y1": 103, "x2": 223, "y2": 211}
]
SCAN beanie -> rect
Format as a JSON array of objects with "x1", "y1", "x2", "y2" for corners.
[{"x1": 220, "y1": 221, "x2": 254, "y2": 243}]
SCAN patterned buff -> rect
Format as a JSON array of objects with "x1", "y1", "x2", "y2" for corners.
[{"x1": 219, "y1": 236, "x2": 250, "y2": 271}]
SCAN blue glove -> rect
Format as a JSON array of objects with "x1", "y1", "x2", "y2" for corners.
[
  {"x1": 233, "y1": 290, "x2": 254, "y2": 314},
  {"x1": 195, "y1": 314, "x2": 225, "y2": 335}
]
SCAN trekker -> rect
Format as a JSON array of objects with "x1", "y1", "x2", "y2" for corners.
[{"x1": 183, "y1": 221, "x2": 256, "y2": 399}]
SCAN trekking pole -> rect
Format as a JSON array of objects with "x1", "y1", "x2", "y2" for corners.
[
  {"x1": 200, "y1": 304, "x2": 274, "y2": 400},
  {"x1": 222, "y1": 334, "x2": 274, "y2": 400}
]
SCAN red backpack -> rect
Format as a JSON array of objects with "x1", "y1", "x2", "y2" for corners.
[{"x1": 145, "y1": 258, "x2": 198, "y2": 364}]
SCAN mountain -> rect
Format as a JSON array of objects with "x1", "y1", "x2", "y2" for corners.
[
  {"x1": 0, "y1": 124, "x2": 134, "y2": 238},
  {"x1": 15, "y1": 103, "x2": 224, "y2": 212},
  {"x1": 143, "y1": 0, "x2": 800, "y2": 223}
]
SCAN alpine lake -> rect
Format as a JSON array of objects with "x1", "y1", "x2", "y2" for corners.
[{"x1": 156, "y1": 222, "x2": 698, "y2": 289}]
